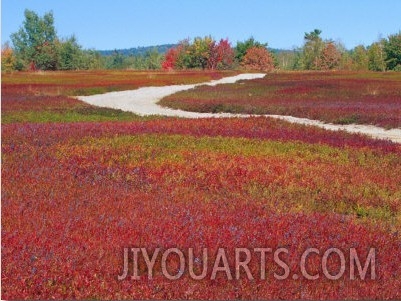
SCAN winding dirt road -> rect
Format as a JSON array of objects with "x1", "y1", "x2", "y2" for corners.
[{"x1": 77, "y1": 73, "x2": 401, "y2": 143}]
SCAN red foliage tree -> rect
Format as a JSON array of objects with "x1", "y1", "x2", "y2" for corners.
[
  {"x1": 216, "y1": 38, "x2": 235, "y2": 69},
  {"x1": 207, "y1": 40, "x2": 219, "y2": 70},
  {"x1": 163, "y1": 38, "x2": 234, "y2": 70},
  {"x1": 162, "y1": 47, "x2": 180, "y2": 70},
  {"x1": 207, "y1": 39, "x2": 235, "y2": 70},
  {"x1": 242, "y1": 46, "x2": 275, "y2": 71}
]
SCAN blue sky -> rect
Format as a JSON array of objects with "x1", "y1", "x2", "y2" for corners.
[{"x1": 2, "y1": 0, "x2": 400, "y2": 50}]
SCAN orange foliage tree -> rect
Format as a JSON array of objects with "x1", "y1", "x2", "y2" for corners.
[
  {"x1": 316, "y1": 42, "x2": 341, "y2": 70},
  {"x1": 1, "y1": 43, "x2": 16, "y2": 72},
  {"x1": 242, "y1": 46, "x2": 275, "y2": 71}
]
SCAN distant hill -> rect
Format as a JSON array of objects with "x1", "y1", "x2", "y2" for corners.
[
  {"x1": 98, "y1": 44, "x2": 177, "y2": 56},
  {"x1": 269, "y1": 48, "x2": 297, "y2": 54},
  {"x1": 98, "y1": 44, "x2": 292, "y2": 57}
]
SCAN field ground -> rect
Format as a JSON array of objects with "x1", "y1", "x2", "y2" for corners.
[
  {"x1": 1, "y1": 70, "x2": 401, "y2": 299},
  {"x1": 160, "y1": 71, "x2": 401, "y2": 129}
]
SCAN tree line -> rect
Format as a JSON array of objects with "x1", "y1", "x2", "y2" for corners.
[
  {"x1": 2, "y1": 9, "x2": 401, "y2": 72},
  {"x1": 1, "y1": 10, "x2": 165, "y2": 72},
  {"x1": 276, "y1": 29, "x2": 401, "y2": 72}
]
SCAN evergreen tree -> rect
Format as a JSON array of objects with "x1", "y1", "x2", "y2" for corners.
[{"x1": 302, "y1": 29, "x2": 325, "y2": 70}]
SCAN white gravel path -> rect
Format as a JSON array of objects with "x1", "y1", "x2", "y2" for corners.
[{"x1": 77, "y1": 73, "x2": 401, "y2": 144}]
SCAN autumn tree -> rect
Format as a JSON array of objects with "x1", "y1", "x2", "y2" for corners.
[
  {"x1": 242, "y1": 46, "x2": 275, "y2": 71},
  {"x1": 217, "y1": 39, "x2": 235, "y2": 69},
  {"x1": 1, "y1": 43, "x2": 16, "y2": 72},
  {"x1": 235, "y1": 37, "x2": 267, "y2": 63},
  {"x1": 161, "y1": 37, "x2": 234, "y2": 70},
  {"x1": 161, "y1": 37, "x2": 211, "y2": 69},
  {"x1": 207, "y1": 40, "x2": 219, "y2": 70},
  {"x1": 161, "y1": 40, "x2": 190, "y2": 70},
  {"x1": 384, "y1": 31, "x2": 401, "y2": 70},
  {"x1": 162, "y1": 47, "x2": 180, "y2": 70},
  {"x1": 188, "y1": 36, "x2": 214, "y2": 69},
  {"x1": 316, "y1": 42, "x2": 341, "y2": 70},
  {"x1": 207, "y1": 39, "x2": 235, "y2": 70}
]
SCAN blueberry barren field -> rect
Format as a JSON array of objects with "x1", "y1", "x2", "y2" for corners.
[
  {"x1": 160, "y1": 72, "x2": 401, "y2": 129},
  {"x1": 77, "y1": 72, "x2": 401, "y2": 143},
  {"x1": 2, "y1": 70, "x2": 401, "y2": 299}
]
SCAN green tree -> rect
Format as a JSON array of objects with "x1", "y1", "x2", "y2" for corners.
[
  {"x1": 173, "y1": 39, "x2": 191, "y2": 69},
  {"x1": 302, "y1": 29, "x2": 325, "y2": 70},
  {"x1": 304, "y1": 29, "x2": 322, "y2": 41},
  {"x1": 11, "y1": 9, "x2": 57, "y2": 70},
  {"x1": 335, "y1": 41, "x2": 353, "y2": 70},
  {"x1": 57, "y1": 36, "x2": 84, "y2": 70},
  {"x1": 10, "y1": 9, "x2": 96, "y2": 71},
  {"x1": 384, "y1": 32, "x2": 401, "y2": 70},
  {"x1": 291, "y1": 48, "x2": 304, "y2": 70},
  {"x1": 106, "y1": 50, "x2": 126, "y2": 69},
  {"x1": 36, "y1": 41, "x2": 59, "y2": 70},
  {"x1": 144, "y1": 48, "x2": 163, "y2": 69},
  {"x1": 81, "y1": 49, "x2": 103, "y2": 69}
]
